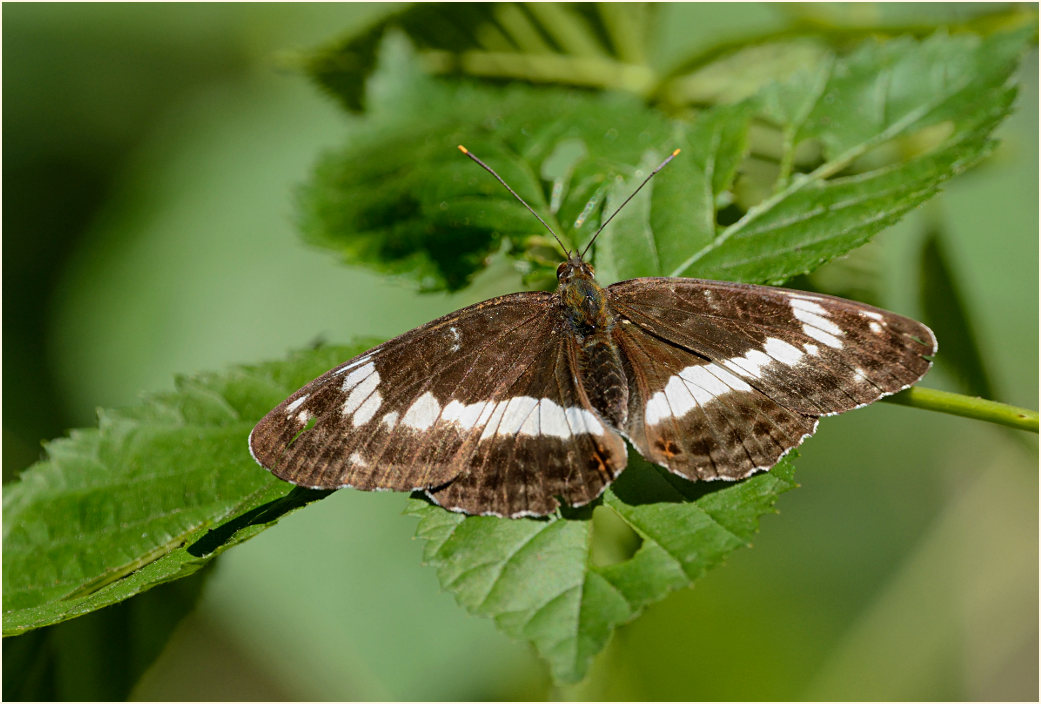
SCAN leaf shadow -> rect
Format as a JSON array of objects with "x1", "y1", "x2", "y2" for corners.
[
  {"x1": 187, "y1": 486, "x2": 333, "y2": 557},
  {"x1": 610, "y1": 450, "x2": 741, "y2": 507}
]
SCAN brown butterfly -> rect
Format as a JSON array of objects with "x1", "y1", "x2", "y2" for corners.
[{"x1": 250, "y1": 147, "x2": 936, "y2": 517}]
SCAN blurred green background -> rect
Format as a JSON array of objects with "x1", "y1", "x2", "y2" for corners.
[{"x1": 4, "y1": 3, "x2": 1037, "y2": 700}]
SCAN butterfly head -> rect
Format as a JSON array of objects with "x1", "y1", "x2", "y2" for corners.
[
  {"x1": 557, "y1": 254, "x2": 608, "y2": 334},
  {"x1": 556, "y1": 254, "x2": 595, "y2": 286}
]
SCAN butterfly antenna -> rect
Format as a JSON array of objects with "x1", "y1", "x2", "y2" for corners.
[
  {"x1": 580, "y1": 148, "x2": 681, "y2": 259},
  {"x1": 458, "y1": 145, "x2": 570, "y2": 256}
]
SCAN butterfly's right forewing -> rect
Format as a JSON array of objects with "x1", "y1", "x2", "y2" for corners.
[{"x1": 605, "y1": 277, "x2": 935, "y2": 483}]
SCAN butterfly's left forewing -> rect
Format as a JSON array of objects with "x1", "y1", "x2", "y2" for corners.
[{"x1": 249, "y1": 292, "x2": 626, "y2": 517}]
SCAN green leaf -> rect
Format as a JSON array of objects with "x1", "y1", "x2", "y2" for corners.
[
  {"x1": 595, "y1": 101, "x2": 754, "y2": 283},
  {"x1": 298, "y1": 35, "x2": 676, "y2": 291},
  {"x1": 408, "y1": 457, "x2": 797, "y2": 684},
  {"x1": 301, "y1": 29, "x2": 1028, "y2": 293},
  {"x1": 2, "y1": 567, "x2": 212, "y2": 700},
  {"x1": 305, "y1": 3, "x2": 660, "y2": 112},
  {"x1": 2, "y1": 345, "x2": 371, "y2": 636},
  {"x1": 654, "y1": 5, "x2": 1036, "y2": 107},
  {"x1": 304, "y1": 3, "x2": 1034, "y2": 119},
  {"x1": 654, "y1": 30, "x2": 1026, "y2": 284},
  {"x1": 919, "y1": 229, "x2": 996, "y2": 400}
]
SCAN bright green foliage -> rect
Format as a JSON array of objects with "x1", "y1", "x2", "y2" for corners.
[
  {"x1": 3, "y1": 567, "x2": 213, "y2": 700},
  {"x1": 919, "y1": 231, "x2": 996, "y2": 400},
  {"x1": 298, "y1": 39, "x2": 677, "y2": 291},
  {"x1": 594, "y1": 102, "x2": 755, "y2": 284},
  {"x1": 408, "y1": 459, "x2": 796, "y2": 683},
  {"x1": 305, "y1": 4, "x2": 662, "y2": 112},
  {"x1": 2, "y1": 345, "x2": 368, "y2": 635},
  {"x1": 678, "y1": 31, "x2": 1025, "y2": 285},
  {"x1": 300, "y1": 29, "x2": 1025, "y2": 294}
]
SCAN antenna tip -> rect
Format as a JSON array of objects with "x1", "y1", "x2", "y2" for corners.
[
  {"x1": 458, "y1": 145, "x2": 469, "y2": 154},
  {"x1": 672, "y1": 148, "x2": 681, "y2": 156}
]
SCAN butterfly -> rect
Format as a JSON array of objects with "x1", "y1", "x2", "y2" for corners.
[{"x1": 249, "y1": 146, "x2": 937, "y2": 518}]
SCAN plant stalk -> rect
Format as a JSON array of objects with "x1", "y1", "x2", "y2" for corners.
[{"x1": 883, "y1": 386, "x2": 1039, "y2": 433}]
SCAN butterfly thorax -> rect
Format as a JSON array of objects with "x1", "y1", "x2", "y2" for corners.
[{"x1": 556, "y1": 255, "x2": 629, "y2": 428}]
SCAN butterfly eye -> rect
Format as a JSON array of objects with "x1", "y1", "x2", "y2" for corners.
[{"x1": 556, "y1": 262, "x2": 568, "y2": 279}]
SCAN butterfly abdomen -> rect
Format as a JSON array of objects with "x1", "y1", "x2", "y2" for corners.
[{"x1": 578, "y1": 336, "x2": 629, "y2": 429}]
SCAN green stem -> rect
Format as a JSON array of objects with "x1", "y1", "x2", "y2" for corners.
[
  {"x1": 422, "y1": 50, "x2": 656, "y2": 95},
  {"x1": 883, "y1": 386, "x2": 1039, "y2": 433}
]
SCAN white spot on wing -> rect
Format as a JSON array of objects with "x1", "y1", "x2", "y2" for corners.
[
  {"x1": 442, "y1": 400, "x2": 490, "y2": 428},
  {"x1": 644, "y1": 393, "x2": 673, "y2": 426},
  {"x1": 869, "y1": 321, "x2": 883, "y2": 334},
  {"x1": 342, "y1": 365, "x2": 379, "y2": 415},
  {"x1": 862, "y1": 310, "x2": 884, "y2": 321},
  {"x1": 496, "y1": 396, "x2": 540, "y2": 436},
  {"x1": 448, "y1": 326, "x2": 462, "y2": 353},
  {"x1": 790, "y1": 299, "x2": 844, "y2": 349},
  {"x1": 790, "y1": 299, "x2": 844, "y2": 335},
  {"x1": 402, "y1": 391, "x2": 442, "y2": 430},
  {"x1": 563, "y1": 406, "x2": 603, "y2": 437},
  {"x1": 791, "y1": 298, "x2": 827, "y2": 315},
  {"x1": 802, "y1": 325, "x2": 844, "y2": 349},
  {"x1": 352, "y1": 391, "x2": 382, "y2": 427},
  {"x1": 722, "y1": 349, "x2": 774, "y2": 378},
  {"x1": 296, "y1": 409, "x2": 313, "y2": 425},
  {"x1": 762, "y1": 337, "x2": 805, "y2": 366},
  {"x1": 286, "y1": 394, "x2": 309, "y2": 413},
  {"x1": 341, "y1": 361, "x2": 376, "y2": 391},
  {"x1": 348, "y1": 451, "x2": 368, "y2": 467},
  {"x1": 645, "y1": 362, "x2": 751, "y2": 425},
  {"x1": 475, "y1": 401, "x2": 497, "y2": 427},
  {"x1": 478, "y1": 401, "x2": 508, "y2": 440},
  {"x1": 379, "y1": 394, "x2": 605, "y2": 439},
  {"x1": 425, "y1": 395, "x2": 607, "y2": 439},
  {"x1": 646, "y1": 377, "x2": 696, "y2": 425},
  {"x1": 714, "y1": 337, "x2": 808, "y2": 391},
  {"x1": 538, "y1": 399, "x2": 572, "y2": 439},
  {"x1": 334, "y1": 355, "x2": 371, "y2": 377},
  {"x1": 697, "y1": 363, "x2": 753, "y2": 393}
]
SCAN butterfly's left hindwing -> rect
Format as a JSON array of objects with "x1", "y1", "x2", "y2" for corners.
[
  {"x1": 249, "y1": 292, "x2": 626, "y2": 518},
  {"x1": 613, "y1": 319, "x2": 817, "y2": 480}
]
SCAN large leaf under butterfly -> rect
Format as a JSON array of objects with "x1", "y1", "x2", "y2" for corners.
[{"x1": 250, "y1": 149, "x2": 936, "y2": 517}]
